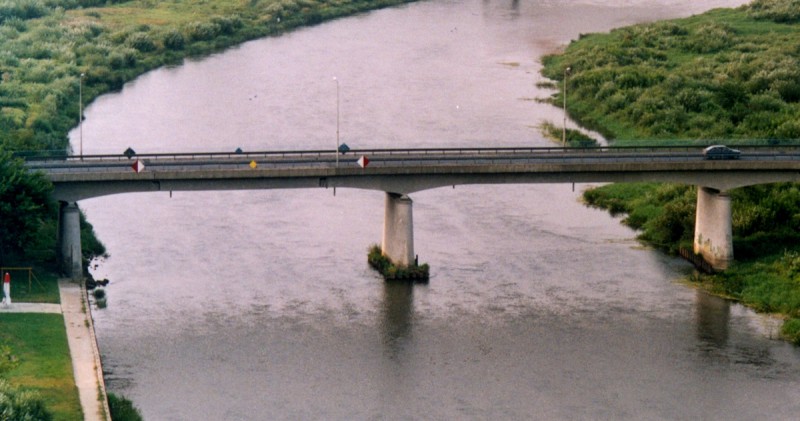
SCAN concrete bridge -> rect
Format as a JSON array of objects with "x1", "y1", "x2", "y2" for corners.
[{"x1": 23, "y1": 145, "x2": 800, "y2": 278}]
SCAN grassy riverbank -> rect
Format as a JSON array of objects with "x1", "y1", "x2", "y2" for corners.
[{"x1": 541, "y1": 0, "x2": 800, "y2": 343}]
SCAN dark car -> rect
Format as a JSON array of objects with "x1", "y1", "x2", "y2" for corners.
[{"x1": 703, "y1": 145, "x2": 741, "y2": 160}]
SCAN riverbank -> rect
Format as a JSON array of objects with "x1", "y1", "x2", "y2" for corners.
[
  {"x1": 541, "y1": 0, "x2": 800, "y2": 343},
  {"x1": 0, "y1": 280, "x2": 108, "y2": 420}
]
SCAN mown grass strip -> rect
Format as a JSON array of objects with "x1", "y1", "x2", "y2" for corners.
[{"x1": 0, "y1": 313, "x2": 82, "y2": 421}]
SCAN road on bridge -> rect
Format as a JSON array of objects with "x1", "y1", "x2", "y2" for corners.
[{"x1": 21, "y1": 145, "x2": 800, "y2": 174}]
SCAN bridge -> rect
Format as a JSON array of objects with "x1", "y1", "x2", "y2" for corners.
[{"x1": 23, "y1": 145, "x2": 800, "y2": 278}]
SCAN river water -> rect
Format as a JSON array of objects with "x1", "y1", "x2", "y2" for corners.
[{"x1": 72, "y1": 0, "x2": 800, "y2": 419}]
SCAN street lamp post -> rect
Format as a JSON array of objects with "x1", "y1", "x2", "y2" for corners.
[
  {"x1": 333, "y1": 76, "x2": 340, "y2": 168},
  {"x1": 562, "y1": 66, "x2": 570, "y2": 146},
  {"x1": 79, "y1": 73, "x2": 85, "y2": 159}
]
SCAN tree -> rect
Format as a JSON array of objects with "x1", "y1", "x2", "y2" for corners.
[{"x1": 0, "y1": 151, "x2": 53, "y2": 264}]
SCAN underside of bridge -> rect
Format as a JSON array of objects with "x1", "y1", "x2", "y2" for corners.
[{"x1": 54, "y1": 187, "x2": 736, "y2": 280}]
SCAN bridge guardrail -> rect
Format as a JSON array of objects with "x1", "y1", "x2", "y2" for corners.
[
  {"x1": 18, "y1": 145, "x2": 800, "y2": 173},
  {"x1": 15, "y1": 144, "x2": 800, "y2": 161}
]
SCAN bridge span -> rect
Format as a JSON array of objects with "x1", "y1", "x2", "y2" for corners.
[{"x1": 23, "y1": 145, "x2": 800, "y2": 278}]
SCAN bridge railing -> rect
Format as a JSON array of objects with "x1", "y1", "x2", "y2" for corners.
[{"x1": 16, "y1": 144, "x2": 800, "y2": 163}]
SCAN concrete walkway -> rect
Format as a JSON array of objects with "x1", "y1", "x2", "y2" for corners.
[{"x1": 1, "y1": 281, "x2": 111, "y2": 421}]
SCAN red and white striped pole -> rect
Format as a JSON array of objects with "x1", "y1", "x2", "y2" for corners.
[{"x1": 2, "y1": 272, "x2": 10, "y2": 306}]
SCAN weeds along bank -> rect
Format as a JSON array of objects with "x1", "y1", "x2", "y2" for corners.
[
  {"x1": 0, "y1": 0, "x2": 416, "y2": 269},
  {"x1": 541, "y1": 0, "x2": 800, "y2": 343}
]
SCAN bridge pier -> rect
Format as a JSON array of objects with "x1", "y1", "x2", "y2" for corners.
[
  {"x1": 694, "y1": 187, "x2": 733, "y2": 270},
  {"x1": 58, "y1": 202, "x2": 83, "y2": 280},
  {"x1": 382, "y1": 193, "x2": 415, "y2": 267}
]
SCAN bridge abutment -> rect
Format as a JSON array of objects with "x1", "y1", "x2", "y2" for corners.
[
  {"x1": 694, "y1": 187, "x2": 733, "y2": 270},
  {"x1": 382, "y1": 193, "x2": 415, "y2": 267},
  {"x1": 58, "y1": 202, "x2": 83, "y2": 280}
]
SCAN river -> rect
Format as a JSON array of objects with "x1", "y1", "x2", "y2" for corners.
[{"x1": 72, "y1": 0, "x2": 800, "y2": 419}]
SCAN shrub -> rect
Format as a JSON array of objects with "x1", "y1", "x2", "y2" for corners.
[
  {"x1": 186, "y1": 21, "x2": 221, "y2": 41},
  {"x1": 782, "y1": 318, "x2": 800, "y2": 344},
  {"x1": 0, "y1": 379, "x2": 53, "y2": 421},
  {"x1": 211, "y1": 15, "x2": 243, "y2": 35},
  {"x1": 126, "y1": 32, "x2": 156, "y2": 53},
  {"x1": 108, "y1": 393, "x2": 143, "y2": 421},
  {"x1": 748, "y1": 0, "x2": 800, "y2": 23},
  {"x1": 0, "y1": 345, "x2": 19, "y2": 375},
  {"x1": 163, "y1": 29, "x2": 185, "y2": 51}
]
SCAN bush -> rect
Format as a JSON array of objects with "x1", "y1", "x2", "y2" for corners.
[
  {"x1": 782, "y1": 318, "x2": 800, "y2": 345},
  {"x1": 748, "y1": 0, "x2": 800, "y2": 23},
  {"x1": 186, "y1": 21, "x2": 221, "y2": 41},
  {"x1": 126, "y1": 32, "x2": 156, "y2": 53},
  {"x1": 163, "y1": 29, "x2": 185, "y2": 51},
  {"x1": 108, "y1": 393, "x2": 143, "y2": 421},
  {"x1": 0, "y1": 379, "x2": 53, "y2": 421}
]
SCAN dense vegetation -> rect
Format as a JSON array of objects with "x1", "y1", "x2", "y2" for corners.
[
  {"x1": 542, "y1": 0, "x2": 800, "y2": 342},
  {"x1": 368, "y1": 245, "x2": 429, "y2": 282},
  {"x1": 543, "y1": 1, "x2": 800, "y2": 142},
  {"x1": 108, "y1": 393, "x2": 143, "y2": 421}
]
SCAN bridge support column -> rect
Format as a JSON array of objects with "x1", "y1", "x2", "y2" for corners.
[
  {"x1": 382, "y1": 193, "x2": 414, "y2": 267},
  {"x1": 58, "y1": 202, "x2": 83, "y2": 280},
  {"x1": 694, "y1": 187, "x2": 733, "y2": 270}
]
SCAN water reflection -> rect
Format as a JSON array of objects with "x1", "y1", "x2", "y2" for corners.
[
  {"x1": 380, "y1": 281, "x2": 416, "y2": 358},
  {"x1": 695, "y1": 289, "x2": 730, "y2": 348}
]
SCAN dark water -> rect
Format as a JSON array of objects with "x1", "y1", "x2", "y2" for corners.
[{"x1": 73, "y1": 0, "x2": 800, "y2": 419}]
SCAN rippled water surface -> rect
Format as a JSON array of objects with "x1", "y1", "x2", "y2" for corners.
[{"x1": 73, "y1": 0, "x2": 800, "y2": 419}]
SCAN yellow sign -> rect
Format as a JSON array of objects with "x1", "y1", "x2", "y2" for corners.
[{"x1": 250, "y1": 160, "x2": 257, "y2": 169}]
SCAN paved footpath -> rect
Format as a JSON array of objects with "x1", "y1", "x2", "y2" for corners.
[{"x1": 1, "y1": 281, "x2": 111, "y2": 421}]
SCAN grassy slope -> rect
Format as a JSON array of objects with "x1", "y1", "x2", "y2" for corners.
[{"x1": 541, "y1": 1, "x2": 800, "y2": 343}]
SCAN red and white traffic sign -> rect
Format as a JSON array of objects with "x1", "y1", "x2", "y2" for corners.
[
  {"x1": 132, "y1": 159, "x2": 145, "y2": 173},
  {"x1": 357, "y1": 155, "x2": 369, "y2": 168}
]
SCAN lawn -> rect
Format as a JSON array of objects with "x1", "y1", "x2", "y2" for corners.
[{"x1": 0, "y1": 313, "x2": 83, "y2": 421}]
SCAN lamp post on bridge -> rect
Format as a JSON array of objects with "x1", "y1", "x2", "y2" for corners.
[
  {"x1": 333, "y1": 76, "x2": 340, "y2": 168},
  {"x1": 562, "y1": 66, "x2": 570, "y2": 146},
  {"x1": 79, "y1": 72, "x2": 85, "y2": 160}
]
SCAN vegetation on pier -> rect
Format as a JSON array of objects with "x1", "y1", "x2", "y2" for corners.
[
  {"x1": 368, "y1": 245, "x2": 429, "y2": 282},
  {"x1": 542, "y1": 0, "x2": 800, "y2": 343}
]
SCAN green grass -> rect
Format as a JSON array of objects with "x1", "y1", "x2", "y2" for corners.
[
  {"x1": 2, "y1": 267, "x2": 61, "y2": 304},
  {"x1": 0, "y1": 313, "x2": 82, "y2": 421}
]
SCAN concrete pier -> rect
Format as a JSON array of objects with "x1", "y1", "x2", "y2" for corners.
[
  {"x1": 694, "y1": 187, "x2": 733, "y2": 270},
  {"x1": 58, "y1": 202, "x2": 83, "y2": 279},
  {"x1": 382, "y1": 193, "x2": 415, "y2": 267}
]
